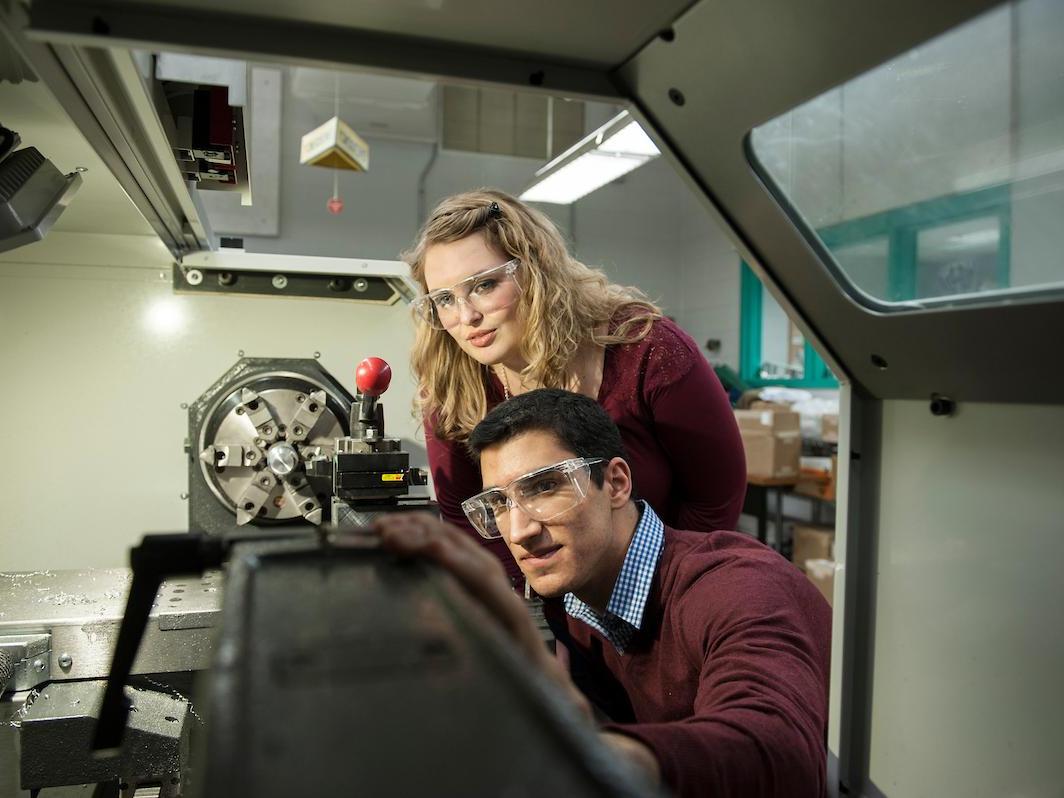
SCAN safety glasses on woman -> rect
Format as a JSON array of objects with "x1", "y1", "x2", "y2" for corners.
[{"x1": 411, "y1": 259, "x2": 521, "y2": 330}]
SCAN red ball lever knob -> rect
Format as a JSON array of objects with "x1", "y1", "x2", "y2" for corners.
[{"x1": 355, "y1": 357, "x2": 392, "y2": 397}]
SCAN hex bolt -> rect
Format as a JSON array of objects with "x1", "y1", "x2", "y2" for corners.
[{"x1": 58, "y1": 653, "x2": 73, "y2": 669}]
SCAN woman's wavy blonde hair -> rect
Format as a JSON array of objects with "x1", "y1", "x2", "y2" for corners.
[{"x1": 403, "y1": 188, "x2": 661, "y2": 441}]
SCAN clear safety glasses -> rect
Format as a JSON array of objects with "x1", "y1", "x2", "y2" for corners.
[
  {"x1": 411, "y1": 259, "x2": 521, "y2": 330},
  {"x1": 461, "y1": 457, "x2": 604, "y2": 540}
]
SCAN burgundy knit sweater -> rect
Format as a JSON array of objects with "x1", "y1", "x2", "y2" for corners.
[
  {"x1": 545, "y1": 526, "x2": 832, "y2": 798},
  {"x1": 425, "y1": 316, "x2": 748, "y2": 581}
]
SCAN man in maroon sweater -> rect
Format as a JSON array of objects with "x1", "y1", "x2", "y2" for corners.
[{"x1": 376, "y1": 389, "x2": 832, "y2": 797}]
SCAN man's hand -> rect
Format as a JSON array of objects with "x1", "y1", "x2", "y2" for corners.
[
  {"x1": 372, "y1": 513, "x2": 591, "y2": 721},
  {"x1": 600, "y1": 731, "x2": 661, "y2": 784}
]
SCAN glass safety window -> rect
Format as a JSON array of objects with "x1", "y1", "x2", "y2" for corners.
[{"x1": 750, "y1": 0, "x2": 1064, "y2": 309}]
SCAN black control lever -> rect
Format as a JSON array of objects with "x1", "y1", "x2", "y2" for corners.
[{"x1": 92, "y1": 533, "x2": 225, "y2": 752}]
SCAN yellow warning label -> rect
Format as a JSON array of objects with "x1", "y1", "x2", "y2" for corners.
[{"x1": 381, "y1": 473, "x2": 404, "y2": 482}]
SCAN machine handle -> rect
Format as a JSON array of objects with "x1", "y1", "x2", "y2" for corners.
[
  {"x1": 355, "y1": 357, "x2": 392, "y2": 397},
  {"x1": 93, "y1": 533, "x2": 225, "y2": 751}
]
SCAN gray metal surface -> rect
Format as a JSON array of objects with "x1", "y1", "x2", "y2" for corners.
[
  {"x1": 0, "y1": 633, "x2": 51, "y2": 692},
  {"x1": 1, "y1": 5, "x2": 210, "y2": 256},
  {"x1": 37, "y1": 0, "x2": 691, "y2": 68},
  {"x1": 834, "y1": 393, "x2": 882, "y2": 796},
  {"x1": 0, "y1": 148, "x2": 82, "y2": 254},
  {"x1": 0, "y1": 569, "x2": 221, "y2": 685},
  {"x1": 22, "y1": 0, "x2": 696, "y2": 99},
  {"x1": 18, "y1": 680, "x2": 190, "y2": 793},
  {"x1": 198, "y1": 538, "x2": 659, "y2": 797},
  {"x1": 615, "y1": 0, "x2": 1064, "y2": 405}
]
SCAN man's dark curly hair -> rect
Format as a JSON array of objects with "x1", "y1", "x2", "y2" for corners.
[{"x1": 467, "y1": 389, "x2": 628, "y2": 487}]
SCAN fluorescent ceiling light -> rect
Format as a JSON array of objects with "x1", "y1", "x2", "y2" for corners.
[
  {"x1": 520, "y1": 152, "x2": 648, "y2": 204},
  {"x1": 598, "y1": 121, "x2": 659, "y2": 157},
  {"x1": 519, "y1": 111, "x2": 660, "y2": 205}
]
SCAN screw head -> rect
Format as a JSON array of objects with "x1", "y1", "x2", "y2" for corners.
[
  {"x1": 272, "y1": 274, "x2": 288, "y2": 290},
  {"x1": 33, "y1": 658, "x2": 46, "y2": 672},
  {"x1": 185, "y1": 268, "x2": 204, "y2": 286},
  {"x1": 58, "y1": 653, "x2": 73, "y2": 669}
]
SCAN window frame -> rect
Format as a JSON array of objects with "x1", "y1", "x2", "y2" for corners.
[{"x1": 740, "y1": 183, "x2": 1012, "y2": 388}]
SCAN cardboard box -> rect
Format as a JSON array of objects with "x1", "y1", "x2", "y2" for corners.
[
  {"x1": 749, "y1": 400, "x2": 792, "y2": 412},
  {"x1": 821, "y1": 413, "x2": 839, "y2": 443},
  {"x1": 792, "y1": 524, "x2": 834, "y2": 570},
  {"x1": 735, "y1": 409, "x2": 800, "y2": 434},
  {"x1": 741, "y1": 431, "x2": 801, "y2": 480},
  {"x1": 794, "y1": 454, "x2": 837, "y2": 501},
  {"x1": 300, "y1": 116, "x2": 370, "y2": 171},
  {"x1": 805, "y1": 559, "x2": 834, "y2": 607}
]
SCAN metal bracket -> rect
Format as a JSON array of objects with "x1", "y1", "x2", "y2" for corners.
[{"x1": 0, "y1": 633, "x2": 52, "y2": 692}]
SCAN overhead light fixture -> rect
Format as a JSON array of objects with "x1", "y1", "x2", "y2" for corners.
[{"x1": 519, "y1": 111, "x2": 660, "y2": 205}]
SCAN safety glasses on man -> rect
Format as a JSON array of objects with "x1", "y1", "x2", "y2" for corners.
[
  {"x1": 462, "y1": 457, "x2": 604, "y2": 539},
  {"x1": 411, "y1": 258, "x2": 521, "y2": 330}
]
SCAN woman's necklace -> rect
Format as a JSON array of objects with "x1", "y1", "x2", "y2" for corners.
[{"x1": 498, "y1": 367, "x2": 513, "y2": 400}]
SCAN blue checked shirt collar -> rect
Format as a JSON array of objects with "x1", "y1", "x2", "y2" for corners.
[{"x1": 563, "y1": 501, "x2": 665, "y2": 652}]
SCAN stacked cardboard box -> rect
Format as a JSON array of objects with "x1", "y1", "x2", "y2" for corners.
[
  {"x1": 734, "y1": 409, "x2": 801, "y2": 480},
  {"x1": 805, "y1": 559, "x2": 835, "y2": 607},
  {"x1": 821, "y1": 413, "x2": 839, "y2": 442},
  {"x1": 794, "y1": 455, "x2": 837, "y2": 501},
  {"x1": 791, "y1": 524, "x2": 834, "y2": 570}
]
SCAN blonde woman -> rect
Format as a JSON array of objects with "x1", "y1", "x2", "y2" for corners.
[{"x1": 405, "y1": 189, "x2": 746, "y2": 584}]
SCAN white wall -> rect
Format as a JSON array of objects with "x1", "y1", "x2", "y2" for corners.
[
  {"x1": 228, "y1": 70, "x2": 740, "y2": 333},
  {"x1": 0, "y1": 234, "x2": 421, "y2": 571},
  {"x1": 860, "y1": 399, "x2": 1064, "y2": 797},
  {"x1": 672, "y1": 188, "x2": 742, "y2": 369}
]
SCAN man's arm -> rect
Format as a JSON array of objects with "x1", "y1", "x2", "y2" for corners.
[
  {"x1": 606, "y1": 556, "x2": 831, "y2": 798},
  {"x1": 372, "y1": 513, "x2": 660, "y2": 784}
]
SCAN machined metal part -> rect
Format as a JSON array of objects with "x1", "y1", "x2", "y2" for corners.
[
  {"x1": 265, "y1": 442, "x2": 299, "y2": 476},
  {"x1": 197, "y1": 538, "x2": 660, "y2": 798},
  {"x1": 234, "y1": 470, "x2": 276, "y2": 526},
  {"x1": 187, "y1": 358, "x2": 353, "y2": 535},
  {"x1": 0, "y1": 632, "x2": 51, "y2": 692},
  {"x1": 282, "y1": 479, "x2": 322, "y2": 524},
  {"x1": 287, "y1": 389, "x2": 326, "y2": 443},
  {"x1": 18, "y1": 680, "x2": 190, "y2": 794},
  {"x1": 0, "y1": 569, "x2": 221, "y2": 686},
  {"x1": 237, "y1": 387, "x2": 280, "y2": 445}
]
